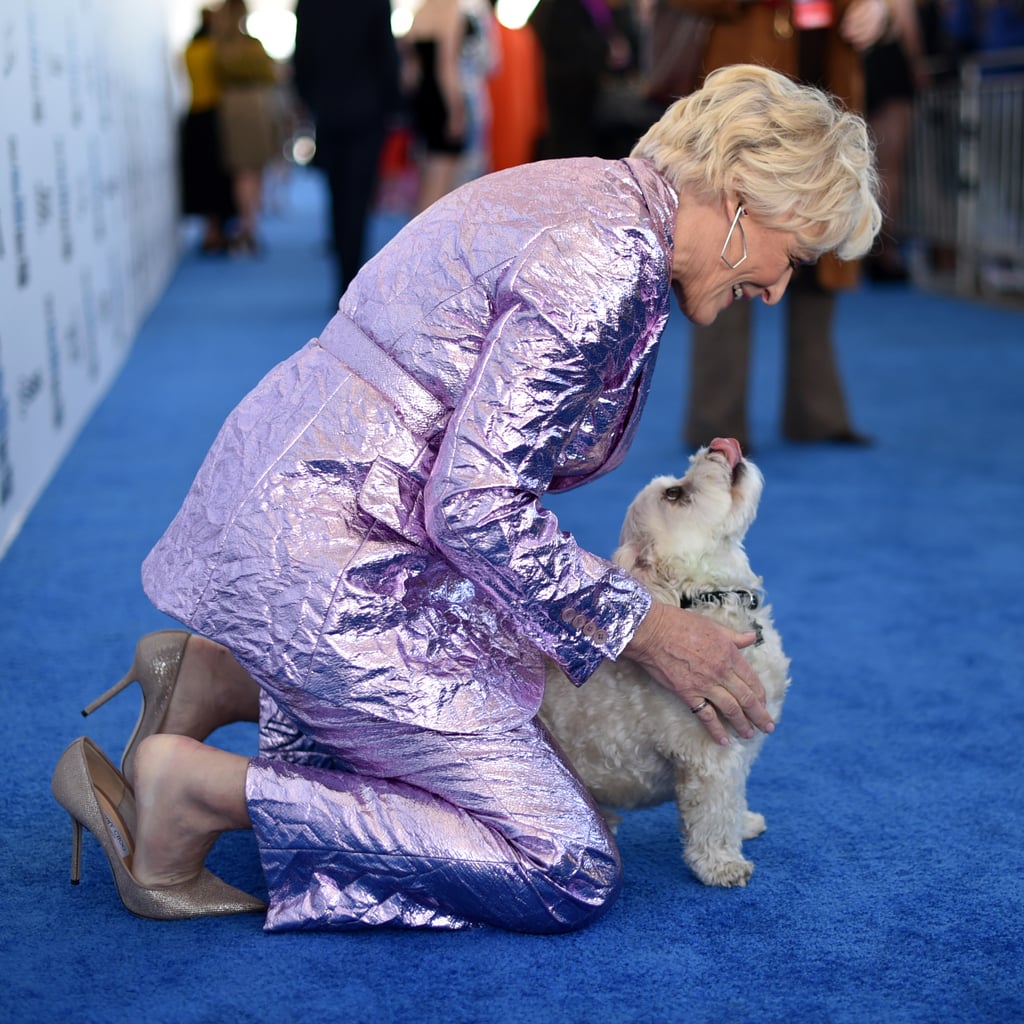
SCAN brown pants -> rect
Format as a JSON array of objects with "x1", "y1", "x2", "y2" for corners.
[{"x1": 685, "y1": 278, "x2": 853, "y2": 449}]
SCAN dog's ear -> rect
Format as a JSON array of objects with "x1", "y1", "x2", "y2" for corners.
[
  {"x1": 612, "y1": 541, "x2": 648, "y2": 573},
  {"x1": 616, "y1": 493, "x2": 659, "y2": 572}
]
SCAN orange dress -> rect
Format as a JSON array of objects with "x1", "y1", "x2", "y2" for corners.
[{"x1": 486, "y1": 23, "x2": 546, "y2": 171}]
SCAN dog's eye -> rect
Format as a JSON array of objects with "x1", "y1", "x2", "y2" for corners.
[{"x1": 662, "y1": 486, "x2": 687, "y2": 503}]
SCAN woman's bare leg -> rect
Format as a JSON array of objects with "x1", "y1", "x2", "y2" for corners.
[
  {"x1": 233, "y1": 169, "x2": 264, "y2": 243},
  {"x1": 416, "y1": 153, "x2": 462, "y2": 213},
  {"x1": 131, "y1": 734, "x2": 251, "y2": 888}
]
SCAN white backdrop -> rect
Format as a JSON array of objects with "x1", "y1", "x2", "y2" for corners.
[{"x1": 0, "y1": 0, "x2": 179, "y2": 556}]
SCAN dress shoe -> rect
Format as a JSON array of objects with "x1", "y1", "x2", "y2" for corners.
[
  {"x1": 51, "y1": 737, "x2": 265, "y2": 920},
  {"x1": 81, "y1": 631, "x2": 192, "y2": 783}
]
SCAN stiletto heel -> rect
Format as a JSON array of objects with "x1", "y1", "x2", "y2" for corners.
[
  {"x1": 81, "y1": 630, "x2": 191, "y2": 782},
  {"x1": 80, "y1": 667, "x2": 137, "y2": 717},
  {"x1": 69, "y1": 815, "x2": 82, "y2": 884},
  {"x1": 51, "y1": 737, "x2": 265, "y2": 920}
]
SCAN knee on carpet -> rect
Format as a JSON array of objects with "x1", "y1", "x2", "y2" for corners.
[{"x1": 507, "y1": 839, "x2": 624, "y2": 934}]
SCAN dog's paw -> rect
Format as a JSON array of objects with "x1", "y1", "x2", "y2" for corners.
[
  {"x1": 742, "y1": 811, "x2": 766, "y2": 839},
  {"x1": 687, "y1": 853, "x2": 754, "y2": 888}
]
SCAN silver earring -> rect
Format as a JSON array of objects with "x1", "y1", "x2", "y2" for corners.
[{"x1": 720, "y1": 204, "x2": 748, "y2": 270}]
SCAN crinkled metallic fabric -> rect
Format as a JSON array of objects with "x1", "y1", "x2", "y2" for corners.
[
  {"x1": 249, "y1": 693, "x2": 623, "y2": 932},
  {"x1": 142, "y1": 157, "x2": 678, "y2": 930}
]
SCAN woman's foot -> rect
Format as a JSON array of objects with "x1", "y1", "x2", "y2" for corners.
[
  {"x1": 228, "y1": 231, "x2": 261, "y2": 256},
  {"x1": 132, "y1": 734, "x2": 251, "y2": 888},
  {"x1": 159, "y1": 637, "x2": 261, "y2": 743}
]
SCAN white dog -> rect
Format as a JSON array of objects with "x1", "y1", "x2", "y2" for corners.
[{"x1": 541, "y1": 438, "x2": 790, "y2": 887}]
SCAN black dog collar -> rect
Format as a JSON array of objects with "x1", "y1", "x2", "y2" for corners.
[{"x1": 679, "y1": 589, "x2": 760, "y2": 611}]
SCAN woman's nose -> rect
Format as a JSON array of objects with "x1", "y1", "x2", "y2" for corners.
[{"x1": 761, "y1": 266, "x2": 794, "y2": 306}]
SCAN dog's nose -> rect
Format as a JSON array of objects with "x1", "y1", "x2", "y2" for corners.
[{"x1": 709, "y1": 437, "x2": 742, "y2": 469}]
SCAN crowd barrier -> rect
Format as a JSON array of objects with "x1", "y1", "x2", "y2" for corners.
[{"x1": 902, "y1": 47, "x2": 1024, "y2": 303}]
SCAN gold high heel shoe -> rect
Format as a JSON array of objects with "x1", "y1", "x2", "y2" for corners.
[
  {"x1": 51, "y1": 736, "x2": 266, "y2": 920},
  {"x1": 81, "y1": 630, "x2": 192, "y2": 783}
]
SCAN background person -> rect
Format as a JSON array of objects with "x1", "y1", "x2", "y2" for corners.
[
  {"x1": 529, "y1": 0, "x2": 636, "y2": 159},
  {"x1": 292, "y1": 0, "x2": 402, "y2": 301},
  {"x1": 179, "y1": 7, "x2": 236, "y2": 254},
  {"x1": 401, "y1": 0, "x2": 469, "y2": 212},
  {"x1": 667, "y1": 0, "x2": 892, "y2": 452},
  {"x1": 214, "y1": 0, "x2": 279, "y2": 254},
  {"x1": 864, "y1": 0, "x2": 928, "y2": 282},
  {"x1": 484, "y1": 0, "x2": 547, "y2": 171}
]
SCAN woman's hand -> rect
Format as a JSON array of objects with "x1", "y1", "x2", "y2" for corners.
[{"x1": 622, "y1": 602, "x2": 774, "y2": 746}]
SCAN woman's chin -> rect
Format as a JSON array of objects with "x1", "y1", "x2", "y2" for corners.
[
  {"x1": 684, "y1": 302, "x2": 716, "y2": 326},
  {"x1": 673, "y1": 286, "x2": 722, "y2": 326}
]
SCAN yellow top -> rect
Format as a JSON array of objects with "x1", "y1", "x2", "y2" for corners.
[{"x1": 184, "y1": 36, "x2": 221, "y2": 113}]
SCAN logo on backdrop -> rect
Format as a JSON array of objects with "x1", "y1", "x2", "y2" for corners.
[
  {"x1": 81, "y1": 270, "x2": 99, "y2": 380},
  {"x1": 88, "y1": 138, "x2": 105, "y2": 242},
  {"x1": 0, "y1": 337, "x2": 14, "y2": 506},
  {"x1": 26, "y1": 9, "x2": 44, "y2": 124},
  {"x1": 7, "y1": 136, "x2": 29, "y2": 288},
  {"x1": 66, "y1": 29, "x2": 83, "y2": 128},
  {"x1": 18, "y1": 369, "x2": 43, "y2": 417},
  {"x1": 43, "y1": 293, "x2": 64, "y2": 431},
  {"x1": 0, "y1": 20, "x2": 12, "y2": 268},
  {"x1": 35, "y1": 179, "x2": 53, "y2": 231},
  {"x1": 56, "y1": 137, "x2": 72, "y2": 262},
  {"x1": 2, "y1": 18, "x2": 15, "y2": 81}
]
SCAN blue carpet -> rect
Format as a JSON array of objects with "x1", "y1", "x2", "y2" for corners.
[{"x1": 1, "y1": 169, "x2": 1021, "y2": 1024}]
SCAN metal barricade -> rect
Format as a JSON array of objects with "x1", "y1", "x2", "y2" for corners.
[{"x1": 903, "y1": 47, "x2": 1024, "y2": 303}]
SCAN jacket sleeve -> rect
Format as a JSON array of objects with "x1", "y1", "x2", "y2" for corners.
[{"x1": 422, "y1": 218, "x2": 660, "y2": 685}]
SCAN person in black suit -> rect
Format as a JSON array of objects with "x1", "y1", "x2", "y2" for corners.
[{"x1": 293, "y1": 0, "x2": 402, "y2": 300}]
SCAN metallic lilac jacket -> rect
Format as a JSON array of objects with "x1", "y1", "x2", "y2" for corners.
[{"x1": 142, "y1": 157, "x2": 677, "y2": 735}]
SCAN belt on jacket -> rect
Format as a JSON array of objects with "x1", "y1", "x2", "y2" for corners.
[{"x1": 316, "y1": 312, "x2": 446, "y2": 440}]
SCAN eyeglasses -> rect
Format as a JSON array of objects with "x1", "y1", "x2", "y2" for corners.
[{"x1": 720, "y1": 204, "x2": 748, "y2": 270}]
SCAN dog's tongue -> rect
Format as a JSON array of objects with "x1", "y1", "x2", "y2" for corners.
[{"x1": 709, "y1": 437, "x2": 743, "y2": 468}]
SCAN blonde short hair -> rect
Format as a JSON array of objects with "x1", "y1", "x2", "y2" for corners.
[{"x1": 630, "y1": 64, "x2": 881, "y2": 261}]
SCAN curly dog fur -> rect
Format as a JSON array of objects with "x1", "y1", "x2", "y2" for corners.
[{"x1": 540, "y1": 441, "x2": 790, "y2": 886}]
